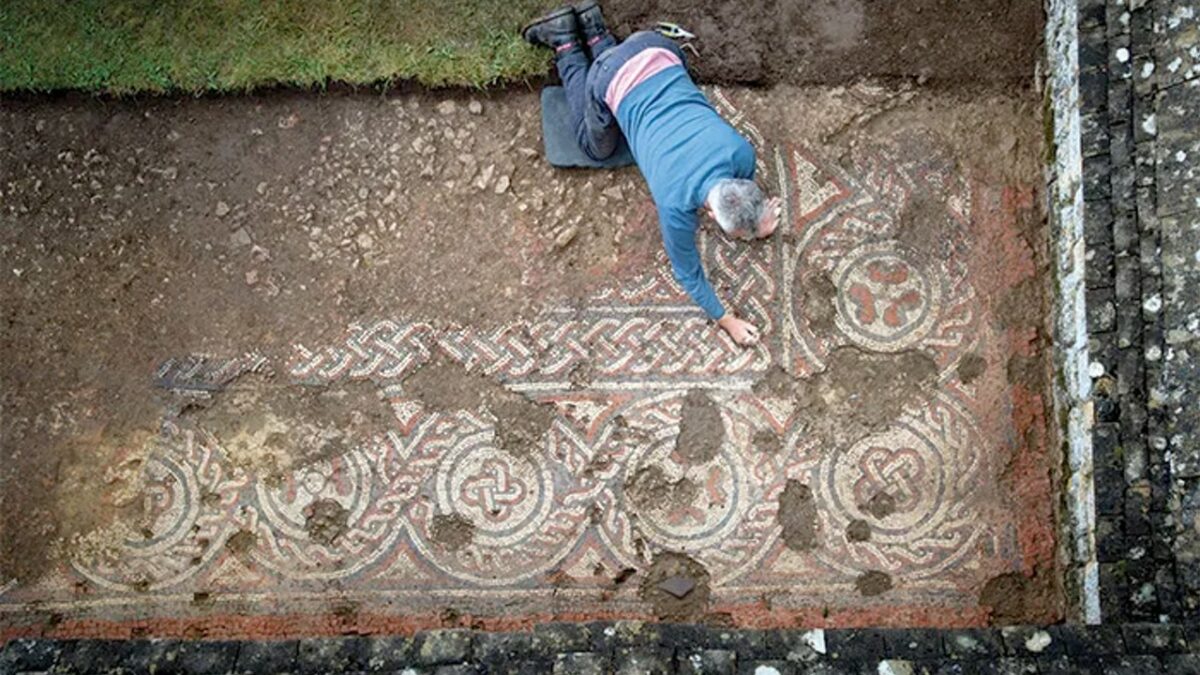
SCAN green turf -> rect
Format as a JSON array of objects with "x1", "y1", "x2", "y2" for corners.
[{"x1": 0, "y1": 0, "x2": 560, "y2": 94}]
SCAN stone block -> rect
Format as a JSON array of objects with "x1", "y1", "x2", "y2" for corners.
[
  {"x1": 1112, "y1": 163, "x2": 1137, "y2": 212},
  {"x1": 1080, "y1": 0, "x2": 1107, "y2": 28},
  {"x1": 1085, "y1": 197, "x2": 1115, "y2": 247},
  {"x1": 1087, "y1": 286, "x2": 1118, "y2": 331},
  {"x1": 1162, "y1": 654, "x2": 1200, "y2": 675},
  {"x1": 825, "y1": 628, "x2": 888, "y2": 662},
  {"x1": 1093, "y1": 654, "x2": 1165, "y2": 673},
  {"x1": 1125, "y1": 480, "x2": 1153, "y2": 535},
  {"x1": 364, "y1": 636, "x2": 414, "y2": 672},
  {"x1": 1155, "y1": 80, "x2": 1200, "y2": 217},
  {"x1": 235, "y1": 640, "x2": 298, "y2": 674},
  {"x1": 1079, "y1": 26, "x2": 1108, "y2": 72},
  {"x1": 1109, "y1": 31, "x2": 1134, "y2": 80},
  {"x1": 1122, "y1": 438, "x2": 1149, "y2": 483},
  {"x1": 1154, "y1": 0, "x2": 1200, "y2": 88},
  {"x1": 1123, "y1": 623, "x2": 1189, "y2": 653},
  {"x1": 679, "y1": 649, "x2": 737, "y2": 675},
  {"x1": 1082, "y1": 67, "x2": 1111, "y2": 111},
  {"x1": 1084, "y1": 154, "x2": 1113, "y2": 201},
  {"x1": 297, "y1": 637, "x2": 366, "y2": 674},
  {"x1": 533, "y1": 622, "x2": 592, "y2": 654},
  {"x1": 613, "y1": 647, "x2": 673, "y2": 675},
  {"x1": 942, "y1": 630, "x2": 1002, "y2": 660},
  {"x1": 1088, "y1": 244, "x2": 1117, "y2": 288},
  {"x1": 1109, "y1": 80, "x2": 1134, "y2": 125},
  {"x1": 0, "y1": 638, "x2": 64, "y2": 673},
  {"x1": 1133, "y1": 95, "x2": 1157, "y2": 143},
  {"x1": 999, "y1": 627, "x2": 1063, "y2": 657},
  {"x1": 1112, "y1": 122, "x2": 1136, "y2": 172},
  {"x1": 1097, "y1": 515, "x2": 1127, "y2": 561},
  {"x1": 172, "y1": 640, "x2": 242, "y2": 675},
  {"x1": 1101, "y1": 561, "x2": 1132, "y2": 619},
  {"x1": 879, "y1": 628, "x2": 943, "y2": 660},
  {"x1": 473, "y1": 632, "x2": 535, "y2": 669},
  {"x1": 415, "y1": 630, "x2": 473, "y2": 666},
  {"x1": 1082, "y1": 112, "x2": 1111, "y2": 158},
  {"x1": 554, "y1": 651, "x2": 607, "y2": 675}
]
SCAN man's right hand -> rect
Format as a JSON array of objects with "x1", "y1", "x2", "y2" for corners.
[{"x1": 718, "y1": 314, "x2": 760, "y2": 346}]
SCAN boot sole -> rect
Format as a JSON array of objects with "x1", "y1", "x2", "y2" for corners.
[{"x1": 521, "y1": 6, "x2": 577, "y2": 44}]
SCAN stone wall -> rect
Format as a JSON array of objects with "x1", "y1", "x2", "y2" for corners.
[{"x1": 1077, "y1": 0, "x2": 1200, "y2": 621}]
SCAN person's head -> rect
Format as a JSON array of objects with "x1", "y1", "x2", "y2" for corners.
[{"x1": 706, "y1": 178, "x2": 766, "y2": 237}]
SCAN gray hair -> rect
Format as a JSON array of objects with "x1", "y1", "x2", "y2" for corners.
[{"x1": 710, "y1": 178, "x2": 765, "y2": 236}]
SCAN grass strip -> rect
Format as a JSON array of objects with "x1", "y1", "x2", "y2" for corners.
[{"x1": 0, "y1": 0, "x2": 560, "y2": 94}]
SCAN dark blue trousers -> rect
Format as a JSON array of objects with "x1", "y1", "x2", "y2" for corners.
[{"x1": 555, "y1": 31, "x2": 687, "y2": 161}]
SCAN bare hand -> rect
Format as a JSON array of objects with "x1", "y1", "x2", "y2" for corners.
[
  {"x1": 718, "y1": 315, "x2": 760, "y2": 346},
  {"x1": 756, "y1": 197, "x2": 783, "y2": 239}
]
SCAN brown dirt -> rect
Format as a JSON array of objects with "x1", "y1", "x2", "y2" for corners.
[
  {"x1": 855, "y1": 570, "x2": 894, "y2": 596},
  {"x1": 979, "y1": 571, "x2": 1063, "y2": 625},
  {"x1": 402, "y1": 354, "x2": 554, "y2": 456},
  {"x1": 863, "y1": 492, "x2": 898, "y2": 520},
  {"x1": 957, "y1": 353, "x2": 988, "y2": 385},
  {"x1": 429, "y1": 513, "x2": 475, "y2": 552},
  {"x1": 626, "y1": 465, "x2": 699, "y2": 516},
  {"x1": 751, "y1": 429, "x2": 781, "y2": 455},
  {"x1": 673, "y1": 389, "x2": 724, "y2": 464},
  {"x1": 757, "y1": 346, "x2": 939, "y2": 449},
  {"x1": 183, "y1": 375, "x2": 388, "y2": 480},
  {"x1": 845, "y1": 519, "x2": 871, "y2": 543},
  {"x1": 776, "y1": 480, "x2": 819, "y2": 551},
  {"x1": 225, "y1": 530, "x2": 256, "y2": 556},
  {"x1": 797, "y1": 273, "x2": 838, "y2": 336},
  {"x1": 638, "y1": 551, "x2": 712, "y2": 621},
  {"x1": 303, "y1": 499, "x2": 349, "y2": 546},
  {"x1": 602, "y1": 0, "x2": 1042, "y2": 86}
]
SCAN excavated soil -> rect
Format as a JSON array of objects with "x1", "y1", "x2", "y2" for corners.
[
  {"x1": 602, "y1": 0, "x2": 1042, "y2": 85},
  {"x1": 1, "y1": 66, "x2": 1056, "y2": 632}
]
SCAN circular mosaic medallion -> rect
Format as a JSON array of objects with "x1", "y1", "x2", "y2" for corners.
[
  {"x1": 72, "y1": 426, "x2": 242, "y2": 592},
  {"x1": 832, "y1": 242, "x2": 942, "y2": 352},
  {"x1": 814, "y1": 393, "x2": 988, "y2": 578},
  {"x1": 403, "y1": 411, "x2": 591, "y2": 585},
  {"x1": 252, "y1": 444, "x2": 406, "y2": 581},
  {"x1": 434, "y1": 427, "x2": 554, "y2": 547}
]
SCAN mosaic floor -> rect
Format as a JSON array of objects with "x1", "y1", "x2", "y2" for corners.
[{"x1": 0, "y1": 90, "x2": 1057, "y2": 638}]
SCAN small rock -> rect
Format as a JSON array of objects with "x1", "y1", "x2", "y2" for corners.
[
  {"x1": 437, "y1": 100, "x2": 457, "y2": 116},
  {"x1": 358, "y1": 187, "x2": 369, "y2": 200},
  {"x1": 229, "y1": 227, "x2": 252, "y2": 247},
  {"x1": 355, "y1": 232, "x2": 374, "y2": 250},
  {"x1": 474, "y1": 164, "x2": 495, "y2": 191},
  {"x1": 602, "y1": 186, "x2": 624, "y2": 201},
  {"x1": 494, "y1": 175, "x2": 511, "y2": 194},
  {"x1": 162, "y1": 166, "x2": 178, "y2": 181},
  {"x1": 657, "y1": 575, "x2": 695, "y2": 599},
  {"x1": 878, "y1": 660, "x2": 915, "y2": 675},
  {"x1": 255, "y1": 181, "x2": 267, "y2": 195},
  {"x1": 215, "y1": 201, "x2": 230, "y2": 218},
  {"x1": 554, "y1": 225, "x2": 578, "y2": 249},
  {"x1": 245, "y1": 269, "x2": 258, "y2": 285},
  {"x1": 517, "y1": 147, "x2": 539, "y2": 159},
  {"x1": 468, "y1": 100, "x2": 483, "y2": 115},
  {"x1": 1024, "y1": 630, "x2": 1052, "y2": 653}
]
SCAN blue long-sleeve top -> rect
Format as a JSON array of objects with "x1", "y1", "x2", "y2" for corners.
[{"x1": 614, "y1": 65, "x2": 757, "y2": 320}]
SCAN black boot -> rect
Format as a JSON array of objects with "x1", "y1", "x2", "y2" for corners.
[
  {"x1": 573, "y1": 1, "x2": 610, "y2": 44},
  {"x1": 522, "y1": 6, "x2": 581, "y2": 51}
]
